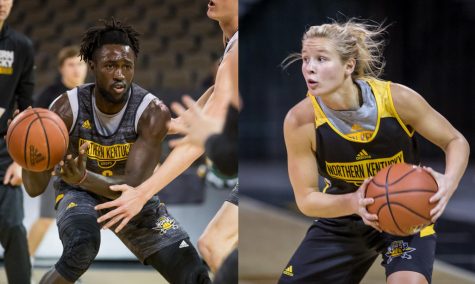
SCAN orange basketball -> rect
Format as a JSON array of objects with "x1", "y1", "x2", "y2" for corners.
[
  {"x1": 365, "y1": 163, "x2": 438, "y2": 236},
  {"x1": 6, "y1": 108, "x2": 69, "y2": 172}
]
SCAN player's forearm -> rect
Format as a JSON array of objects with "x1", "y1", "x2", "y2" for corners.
[
  {"x1": 22, "y1": 169, "x2": 52, "y2": 197},
  {"x1": 443, "y1": 135, "x2": 470, "y2": 190},
  {"x1": 196, "y1": 86, "x2": 214, "y2": 108},
  {"x1": 297, "y1": 191, "x2": 357, "y2": 218},
  {"x1": 79, "y1": 171, "x2": 126, "y2": 199},
  {"x1": 138, "y1": 144, "x2": 204, "y2": 199}
]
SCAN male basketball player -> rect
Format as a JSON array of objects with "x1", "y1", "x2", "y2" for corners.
[
  {"x1": 95, "y1": 0, "x2": 238, "y2": 236},
  {"x1": 21, "y1": 18, "x2": 210, "y2": 284}
]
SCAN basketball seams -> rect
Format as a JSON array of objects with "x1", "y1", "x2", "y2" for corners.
[
  {"x1": 371, "y1": 167, "x2": 418, "y2": 187},
  {"x1": 24, "y1": 117, "x2": 39, "y2": 169},
  {"x1": 41, "y1": 117, "x2": 68, "y2": 155},
  {"x1": 6, "y1": 112, "x2": 37, "y2": 147},
  {"x1": 383, "y1": 165, "x2": 407, "y2": 235},
  {"x1": 371, "y1": 189, "x2": 436, "y2": 200},
  {"x1": 34, "y1": 110, "x2": 51, "y2": 169},
  {"x1": 387, "y1": 202, "x2": 432, "y2": 222}
]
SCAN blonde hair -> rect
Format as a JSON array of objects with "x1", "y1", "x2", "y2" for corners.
[{"x1": 283, "y1": 19, "x2": 387, "y2": 79}]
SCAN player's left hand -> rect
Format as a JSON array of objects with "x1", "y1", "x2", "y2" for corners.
[
  {"x1": 94, "y1": 184, "x2": 147, "y2": 233},
  {"x1": 168, "y1": 95, "x2": 223, "y2": 148},
  {"x1": 424, "y1": 166, "x2": 456, "y2": 223},
  {"x1": 53, "y1": 142, "x2": 89, "y2": 186},
  {"x1": 3, "y1": 162, "x2": 22, "y2": 186}
]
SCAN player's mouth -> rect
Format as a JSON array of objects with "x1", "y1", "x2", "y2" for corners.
[
  {"x1": 208, "y1": 1, "x2": 216, "y2": 8},
  {"x1": 112, "y1": 82, "x2": 126, "y2": 93},
  {"x1": 307, "y1": 79, "x2": 319, "y2": 88}
]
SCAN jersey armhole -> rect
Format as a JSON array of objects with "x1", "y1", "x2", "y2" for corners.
[
  {"x1": 386, "y1": 82, "x2": 415, "y2": 137},
  {"x1": 135, "y1": 93, "x2": 160, "y2": 133},
  {"x1": 49, "y1": 88, "x2": 78, "y2": 134},
  {"x1": 66, "y1": 88, "x2": 79, "y2": 134}
]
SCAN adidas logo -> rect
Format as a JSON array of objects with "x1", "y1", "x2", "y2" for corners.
[
  {"x1": 82, "y1": 120, "x2": 91, "y2": 129},
  {"x1": 356, "y1": 149, "x2": 371, "y2": 160},
  {"x1": 179, "y1": 240, "x2": 189, "y2": 249},
  {"x1": 283, "y1": 265, "x2": 294, "y2": 277},
  {"x1": 67, "y1": 202, "x2": 77, "y2": 209},
  {"x1": 29, "y1": 145, "x2": 45, "y2": 165}
]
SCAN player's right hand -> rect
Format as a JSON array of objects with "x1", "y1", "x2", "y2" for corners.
[{"x1": 353, "y1": 178, "x2": 382, "y2": 232}]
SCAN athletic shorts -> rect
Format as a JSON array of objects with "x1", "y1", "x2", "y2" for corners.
[
  {"x1": 55, "y1": 189, "x2": 189, "y2": 263},
  {"x1": 226, "y1": 184, "x2": 239, "y2": 206},
  {"x1": 278, "y1": 215, "x2": 436, "y2": 284}
]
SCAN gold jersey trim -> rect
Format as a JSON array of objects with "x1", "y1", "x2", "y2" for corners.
[
  {"x1": 307, "y1": 78, "x2": 414, "y2": 143},
  {"x1": 325, "y1": 151, "x2": 405, "y2": 185},
  {"x1": 79, "y1": 138, "x2": 133, "y2": 169}
]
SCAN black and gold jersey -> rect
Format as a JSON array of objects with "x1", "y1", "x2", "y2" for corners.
[
  {"x1": 56, "y1": 83, "x2": 149, "y2": 193},
  {"x1": 309, "y1": 78, "x2": 419, "y2": 195}
]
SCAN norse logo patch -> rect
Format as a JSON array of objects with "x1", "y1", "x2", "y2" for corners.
[
  {"x1": 153, "y1": 216, "x2": 178, "y2": 235},
  {"x1": 385, "y1": 240, "x2": 416, "y2": 264}
]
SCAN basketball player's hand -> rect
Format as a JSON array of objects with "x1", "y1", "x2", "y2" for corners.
[
  {"x1": 95, "y1": 184, "x2": 146, "y2": 233},
  {"x1": 167, "y1": 118, "x2": 180, "y2": 135},
  {"x1": 53, "y1": 142, "x2": 89, "y2": 186},
  {"x1": 3, "y1": 162, "x2": 22, "y2": 186},
  {"x1": 424, "y1": 166, "x2": 454, "y2": 223},
  {"x1": 168, "y1": 95, "x2": 223, "y2": 148},
  {"x1": 353, "y1": 178, "x2": 382, "y2": 232}
]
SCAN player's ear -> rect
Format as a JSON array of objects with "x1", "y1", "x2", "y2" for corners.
[
  {"x1": 345, "y1": 58, "x2": 356, "y2": 76},
  {"x1": 88, "y1": 61, "x2": 95, "y2": 71}
]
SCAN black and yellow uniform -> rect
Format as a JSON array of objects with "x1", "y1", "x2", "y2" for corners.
[
  {"x1": 53, "y1": 84, "x2": 209, "y2": 283},
  {"x1": 279, "y1": 78, "x2": 436, "y2": 284}
]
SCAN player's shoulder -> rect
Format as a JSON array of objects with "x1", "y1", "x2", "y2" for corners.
[
  {"x1": 49, "y1": 92, "x2": 70, "y2": 111},
  {"x1": 137, "y1": 93, "x2": 170, "y2": 132},
  {"x1": 285, "y1": 96, "x2": 315, "y2": 129},
  {"x1": 389, "y1": 82, "x2": 424, "y2": 108}
]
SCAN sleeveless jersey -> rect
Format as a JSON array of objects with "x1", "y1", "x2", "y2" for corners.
[
  {"x1": 309, "y1": 78, "x2": 419, "y2": 195},
  {"x1": 57, "y1": 83, "x2": 150, "y2": 192},
  {"x1": 224, "y1": 31, "x2": 238, "y2": 57}
]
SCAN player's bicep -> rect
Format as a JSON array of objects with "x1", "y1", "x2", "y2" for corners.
[
  {"x1": 284, "y1": 114, "x2": 319, "y2": 202},
  {"x1": 391, "y1": 84, "x2": 460, "y2": 150},
  {"x1": 49, "y1": 93, "x2": 73, "y2": 131},
  {"x1": 204, "y1": 48, "x2": 238, "y2": 118},
  {"x1": 125, "y1": 101, "x2": 170, "y2": 185}
]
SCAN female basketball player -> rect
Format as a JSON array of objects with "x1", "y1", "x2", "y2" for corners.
[{"x1": 278, "y1": 20, "x2": 469, "y2": 284}]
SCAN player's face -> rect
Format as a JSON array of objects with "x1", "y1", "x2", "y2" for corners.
[
  {"x1": 301, "y1": 37, "x2": 351, "y2": 97},
  {"x1": 92, "y1": 44, "x2": 135, "y2": 104},
  {"x1": 0, "y1": 0, "x2": 13, "y2": 23},
  {"x1": 60, "y1": 56, "x2": 87, "y2": 88},
  {"x1": 207, "y1": 0, "x2": 237, "y2": 22}
]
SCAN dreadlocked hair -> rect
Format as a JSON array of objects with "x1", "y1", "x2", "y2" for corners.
[{"x1": 80, "y1": 17, "x2": 140, "y2": 63}]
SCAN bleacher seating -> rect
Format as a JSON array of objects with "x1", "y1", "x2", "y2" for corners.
[{"x1": 8, "y1": 0, "x2": 223, "y2": 96}]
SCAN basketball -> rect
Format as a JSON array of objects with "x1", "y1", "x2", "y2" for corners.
[
  {"x1": 6, "y1": 108, "x2": 69, "y2": 172},
  {"x1": 365, "y1": 163, "x2": 438, "y2": 236}
]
